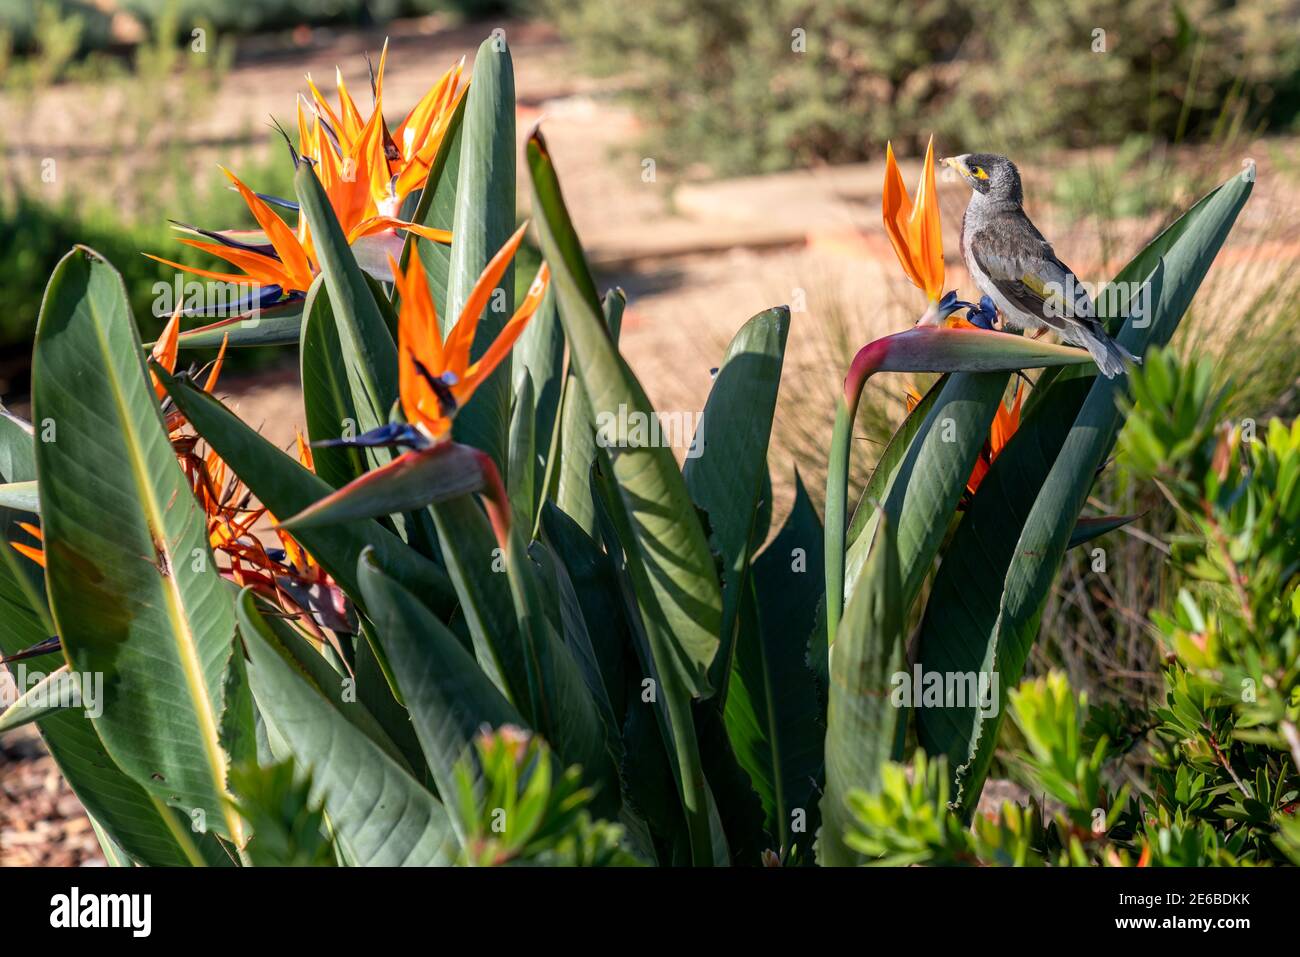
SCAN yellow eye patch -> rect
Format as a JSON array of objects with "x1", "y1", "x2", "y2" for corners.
[{"x1": 971, "y1": 166, "x2": 990, "y2": 180}]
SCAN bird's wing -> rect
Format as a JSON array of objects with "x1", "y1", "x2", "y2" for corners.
[{"x1": 969, "y1": 220, "x2": 1095, "y2": 331}]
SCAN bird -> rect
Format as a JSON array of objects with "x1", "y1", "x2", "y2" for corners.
[{"x1": 941, "y1": 153, "x2": 1137, "y2": 378}]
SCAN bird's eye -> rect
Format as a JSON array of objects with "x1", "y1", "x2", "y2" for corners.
[{"x1": 971, "y1": 165, "x2": 990, "y2": 180}]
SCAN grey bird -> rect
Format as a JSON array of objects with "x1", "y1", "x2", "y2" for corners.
[{"x1": 942, "y1": 153, "x2": 1137, "y2": 378}]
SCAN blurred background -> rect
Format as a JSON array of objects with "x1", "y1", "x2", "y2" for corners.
[{"x1": 2, "y1": 0, "x2": 1299, "y2": 864}]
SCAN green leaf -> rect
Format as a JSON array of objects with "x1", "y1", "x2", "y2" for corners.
[
  {"x1": 818, "y1": 510, "x2": 905, "y2": 866},
  {"x1": 0, "y1": 480, "x2": 38, "y2": 513},
  {"x1": 508, "y1": 376, "x2": 537, "y2": 533},
  {"x1": 279, "y1": 443, "x2": 496, "y2": 531},
  {"x1": 358, "y1": 547, "x2": 522, "y2": 843},
  {"x1": 238, "y1": 589, "x2": 457, "y2": 865},
  {"x1": 724, "y1": 472, "x2": 825, "y2": 854},
  {"x1": 429, "y1": 496, "x2": 621, "y2": 814},
  {"x1": 299, "y1": 275, "x2": 365, "y2": 489},
  {"x1": 171, "y1": 298, "x2": 305, "y2": 349},
  {"x1": 513, "y1": 283, "x2": 564, "y2": 512},
  {"x1": 294, "y1": 163, "x2": 397, "y2": 438},
  {"x1": 1069, "y1": 513, "x2": 1140, "y2": 549},
  {"x1": 848, "y1": 373, "x2": 1008, "y2": 605},
  {"x1": 233, "y1": 593, "x2": 414, "y2": 772},
  {"x1": 527, "y1": 128, "x2": 721, "y2": 698},
  {"x1": 0, "y1": 664, "x2": 75, "y2": 733},
  {"x1": 684, "y1": 306, "x2": 789, "y2": 693},
  {"x1": 32, "y1": 246, "x2": 242, "y2": 843},
  {"x1": 445, "y1": 35, "x2": 517, "y2": 474},
  {"x1": 0, "y1": 402, "x2": 224, "y2": 867},
  {"x1": 917, "y1": 170, "x2": 1253, "y2": 811},
  {"x1": 408, "y1": 85, "x2": 468, "y2": 319},
  {"x1": 157, "y1": 367, "x2": 456, "y2": 618},
  {"x1": 539, "y1": 501, "x2": 630, "y2": 721},
  {"x1": 552, "y1": 290, "x2": 625, "y2": 534}
]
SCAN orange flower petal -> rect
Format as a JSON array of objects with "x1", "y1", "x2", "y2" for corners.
[
  {"x1": 220, "y1": 167, "x2": 315, "y2": 290},
  {"x1": 459, "y1": 263, "x2": 550, "y2": 398},
  {"x1": 443, "y1": 222, "x2": 529, "y2": 376}
]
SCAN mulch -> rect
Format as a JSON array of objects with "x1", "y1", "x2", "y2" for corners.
[{"x1": 0, "y1": 727, "x2": 104, "y2": 867}]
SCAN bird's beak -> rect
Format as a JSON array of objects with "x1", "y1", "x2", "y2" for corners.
[{"x1": 941, "y1": 156, "x2": 967, "y2": 176}]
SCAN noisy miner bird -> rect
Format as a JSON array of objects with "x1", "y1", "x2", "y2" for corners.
[{"x1": 942, "y1": 153, "x2": 1137, "y2": 378}]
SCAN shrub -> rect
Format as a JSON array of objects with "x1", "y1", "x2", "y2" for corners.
[{"x1": 548, "y1": 0, "x2": 1300, "y2": 175}]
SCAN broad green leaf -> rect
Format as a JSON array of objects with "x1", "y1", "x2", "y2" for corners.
[
  {"x1": 445, "y1": 35, "x2": 517, "y2": 474},
  {"x1": 684, "y1": 306, "x2": 789, "y2": 693},
  {"x1": 508, "y1": 376, "x2": 537, "y2": 533},
  {"x1": 239, "y1": 589, "x2": 456, "y2": 865},
  {"x1": 513, "y1": 283, "x2": 564, "y2": 510},
  {"x1": 0, "y1": 400, "x2": 224, "y2": 866},
  {"x1": 233, "y1": 593, "x2": 414, "y2": 773},
  {"x1": 299, "y1": 274, "x2": 365, "y2": 489},
  {"x1": 724, "y1": 472, "x2": 825, "y2": 854},
  {"x1": 818, "y1": 511, "x2": 905, "y2": 866},
  {"x1": 33, "y1": 247, "x2": 242, "y2": 843},
  {"x1": 847, "y1": 373, "x2": 1008, "y2": 605},
  {"x1": 917, "y1": 170, "x2": 1253, "y2": 810},
  {"x1": 358, "y1": 547, "x2": 522, "y2": 843},
  {"x1": 279, "y1": 443, "x2": 495, "y2": 531},
  {"x1": 540, "y1": 501, "x2": 630, "y2": 721},
  {"x1": 429, "y1": 495, "x2": 621, "y2": 814},
  {"x1": 528, "y1": 129, "x2": 722, "y2": 698},
  {"x1": 294, "y1": 163, "x2": 396, "y2": 439},
  {"x1": 590, "y1": 458, "x2": 714, "y2": 863},
  {"x1": 157, "y1": 367, "x2": 456, "y2": 618},
  {"x1": 553, "y1": 289, "x2": 625, "y2": 535},
  {"x1": 845, "y1": 375, "x2": 946, "y2": 545},
  {"x1": 408, "y1": 85, "x2": 468, "y2": 318}
]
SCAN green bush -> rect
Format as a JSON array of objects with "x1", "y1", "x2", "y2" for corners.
[{"x1": 549, "y1": 0, "x2": 1300, "y2": 175}]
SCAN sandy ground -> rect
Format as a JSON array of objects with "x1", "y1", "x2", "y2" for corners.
[{"x1": 3, "y1": 14, "x2": 1299, "y2": 866}]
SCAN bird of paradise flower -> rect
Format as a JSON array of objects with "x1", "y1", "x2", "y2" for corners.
[
  {"x1": 280, "y1": 229, "x2": 550, "y2": 543},
  {"x1": 146, "y1": 46, "x2": 465, "y2": 309}
]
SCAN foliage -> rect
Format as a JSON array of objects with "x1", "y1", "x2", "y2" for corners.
[
  {"x1": 846, "y1": 349, "x2": 1299, "y2": 866},
  {"x1": 452, "y1": 727, "x2": 641, "y2": 866},
  {"x1": 548, "y1": 0, "x2": 1300, "y2": 176},
  {"x1": 0, "y1": 32, "x2": 1274, "y2": 868}
]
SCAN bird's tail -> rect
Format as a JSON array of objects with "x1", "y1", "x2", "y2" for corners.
[{"x1": 1081, "y1": 330, "x2": 1140, "y2": 379}]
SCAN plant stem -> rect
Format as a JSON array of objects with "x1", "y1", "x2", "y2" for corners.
[{"x1": 824, "y1": 397, "x2": 856, "y2": 645}]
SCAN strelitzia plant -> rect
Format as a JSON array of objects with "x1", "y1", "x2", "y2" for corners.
[{"x1": 0, "y1": 36, "x2": 1258, "y2": 868}]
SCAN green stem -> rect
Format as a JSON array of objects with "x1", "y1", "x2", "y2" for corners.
[{"x1": 824, "y1": 397, "x2": 856, "y2": 646}]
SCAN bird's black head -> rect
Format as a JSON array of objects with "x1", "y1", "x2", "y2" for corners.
[{"x1": 942, "y1": 153, "x2": 1022, "y2": 204}]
